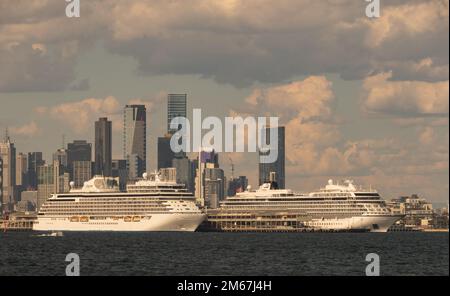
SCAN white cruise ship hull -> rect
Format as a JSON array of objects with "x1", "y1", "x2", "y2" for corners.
[
  {"x1": 33, "y1": 213, "x2": 206, "y2": 232},
  {"x1": 306, "y1": 215, "x2": 403, "y2": 233}
]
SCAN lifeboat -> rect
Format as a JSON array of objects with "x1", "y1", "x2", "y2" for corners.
[
  {"x1": 80, "y1": 216, "x2": 89, "y2": 222},
  {"x1": 124, "y1": 216, "x2": 133, "y2": 222},
  {"x1": 132, "y1": 216, "x2": 141, "y2": 222},
  {"x1": 70, "y1": 216, "x2": 80, "y2": 222}
]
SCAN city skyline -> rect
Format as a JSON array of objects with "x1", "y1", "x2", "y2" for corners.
[{"x1": 0, "y1": 0, "x2": 448, "y2": 204}]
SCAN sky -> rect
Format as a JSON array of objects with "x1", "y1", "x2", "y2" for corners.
[{"x1": 0, "y1": 0, "x2": 448, "y2": 204}]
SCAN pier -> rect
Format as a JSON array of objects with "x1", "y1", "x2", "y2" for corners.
[{"x1": 0, "y1": 214, "x2": 36, "y2": 232}]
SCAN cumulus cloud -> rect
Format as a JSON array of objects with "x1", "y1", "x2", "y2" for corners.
[
  {"x1": 0, "y1": 0, "x2": 448, "y2": 91},
  {"x1": 38, "y1": 96, "x2": 122, "y2": 134},
  {"x1": 362, "y1": 72, "x2": 449, "y2": 117},
  {"x1": 36, "y1": 95, "x2": 164, "y2": 134},
  {"x1": 10, "y1": 121, "x2": 41, "y2": 137},
  {"x1": 236, "y1": 76, "x2": 448, "y2": 184}
]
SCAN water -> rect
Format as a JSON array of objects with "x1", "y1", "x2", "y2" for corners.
[{"x1": 0, "y1": 232, "x2": 448, "y2": 276}]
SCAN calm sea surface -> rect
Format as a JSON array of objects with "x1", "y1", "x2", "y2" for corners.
[{"x1": 0, "y1": 232, "x2": 448, "y2": 276}]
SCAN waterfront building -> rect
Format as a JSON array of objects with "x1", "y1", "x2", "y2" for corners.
[
  {"x1": 259, "y1": 126, "x2": 285, "y2": 189},
  {"x1": 95, "y1": 117, "x2": 112, "y2": 176},
  {"x1": 123, "y1": 105, "x2": 147, "y2": 179},
  {"x1": 387, "y1": 194, "x2": 448, "y2": 230}
]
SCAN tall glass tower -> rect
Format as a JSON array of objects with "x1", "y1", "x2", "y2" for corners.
[
  {"x1": 167, "y1": 94, "x2": 187, "y2": 134},
  {"x1": 0, "y1": 133, "x2": 16, "y2": 212},
  {"x1": 95, "y1": 117, "x2": 112, "y2": 176},
  {"x1": 258, "y1": 126, "x2": 285, "y2": 189},
  {"x1": 123, "y1": 105, "x2": 147, "y2": 179}
]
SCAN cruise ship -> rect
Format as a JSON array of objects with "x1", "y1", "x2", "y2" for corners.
[
  {"x1": 204, "y1": 179, "x2": 403, "y2": 233},
  {"x1": 33, "y1": 172, "x2": 206, "y2": 232}
]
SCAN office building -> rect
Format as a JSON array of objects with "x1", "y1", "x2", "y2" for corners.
[
  {"x1": 112, "y1": 159, "x2": 128, "y2": 191},
  {"x1": 172, "y1": 155, "x2": 196, "y2": 194},
  {"x1": 37, "y1": 160, "x2": 69, "y2": 210},
  {"x1": 167, "y1": 94, "x2": 187, "y2": 134},
  {"x1": 204, "y1": 166, "x2": 225, "y2": 209},
  {"x1": 67, "y1": 140, "x2": 92, "y2": 185},
  {"x1": 0, "y1": 133, "x2": 16, "y2": 212},
  {"x1": 95, "y1": 117, "x2": 112, "y2": 176},
  {"x1": 16, "y1": 153, "x2": 28, "y2": 188},
  {"x1": 53, "y1": 148, "x2": 68, "y2": 168},
  {"x1": 72, "y1": 160, "x2": 92, "y2": 188},
  {"x1": 67, "y1": 140, "x2": 92, "y2": 165},
  {"x1": 157, "y1": 135, "x2": 176, "y2": 170},
  {"x1": 195, "y1": 148, "x2": 222, "y2": 206},
  {"x1": 124, "y1": 105, "x2": 147, "y2": 179},
  {"x1": 27, "y1": 152, "x2": 44, "y2": 190},
  {"x1": 259, "y1": 126, "x2": 285, "y2": 189}
]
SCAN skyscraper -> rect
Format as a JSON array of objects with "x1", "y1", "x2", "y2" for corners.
[
  {"x1": 67, "y1": 140, "x2": 92, "y2": 186},
  {"x1": 167, "y1": 94, "x2": 187, "y2": 134},
  {"x1": 195, "y1": 148, "x2": 222, "y2": 206},
  {"x1": 157, "y1": 135, "x2": 176, "y2": 170},
  {"x1": 53, "y1": 149, "x2": 68, "y2": 168},
  {"x1": 72, "y1": 161, "x2": 92, "y2": 188},
  {"x1": 16, "y1": 153, "x2": 28, "y2": 188},
  {"x1": 203, "y1": 167, "x2": 225, "y2": 209},
  {"x1": 172, "y1": 155, "x2": 196, "y2": 194},
  {"x1": 27, "y1": 152, "x2": 44, "y2": 190},
  {"x1": 124, "y1": 105, "x2": 147, "y2": 179},
  {"x1": 95, "y1": 117, "x2": 112, "y2": 176},
  {"x1": 0, "y1": 133, "x2": 16, "y2": 212},
  {"x1": 112, "y1": 159, "x2": 127, "y2": 191},
  {"x1": 67, "y1": 140, "x2": 92, "y2": 165},
  {"x1": 259, "y1": 126, "x2": 285, "y2": 189},
  {"x1": 37, "y1": 160, "x2": 69, "y2": 210}
]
